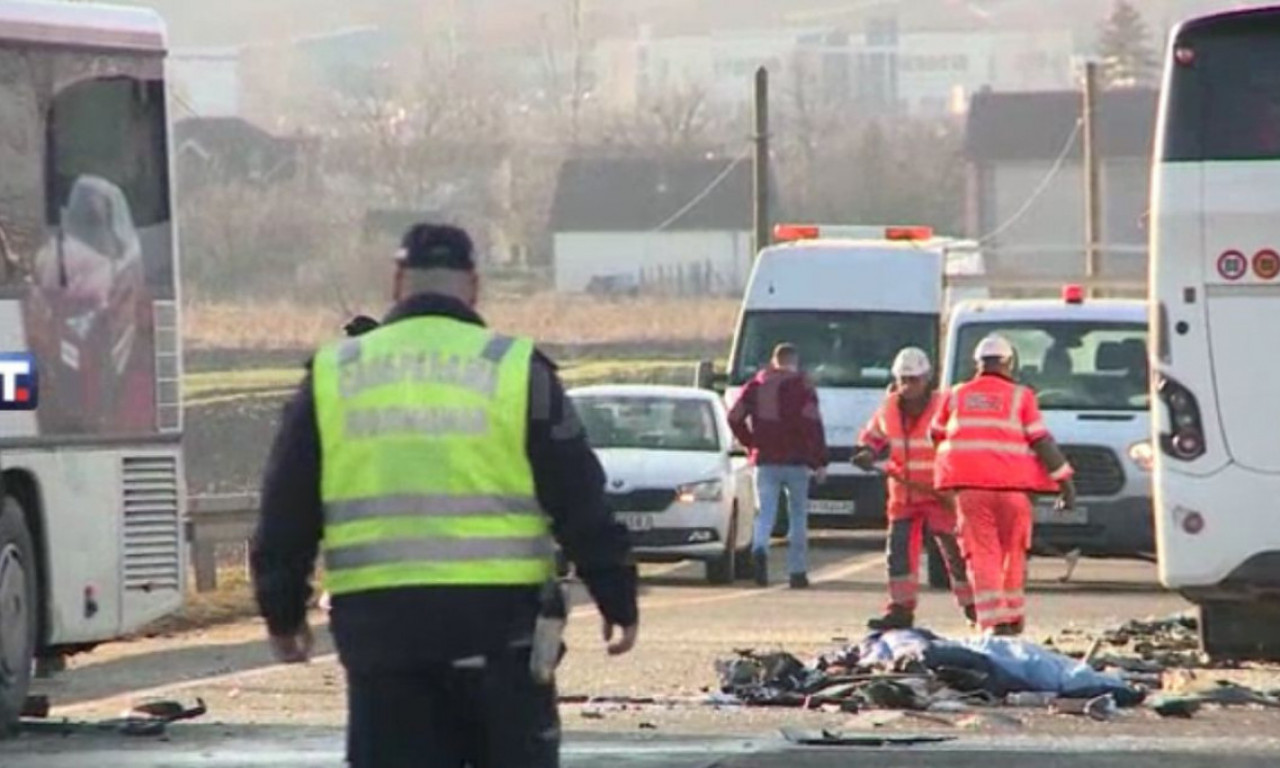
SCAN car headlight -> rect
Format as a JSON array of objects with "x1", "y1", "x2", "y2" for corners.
[
  {"x1": 1128, "y1": 440, "x2": 1154, "y2": 472},
  {"x1": 676, "y1": 479, "x2": 723, "y2": 503}
]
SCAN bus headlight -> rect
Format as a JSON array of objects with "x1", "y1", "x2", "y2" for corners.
[
  {"x1": 677, "y1": 479, "x2": 723, "y2": 503},
  {"x1": 1156, "y1": 373, "x2": 1206, "y2": 461},
  {"x1": 1128, "y1": 440, "x2": 1154, "y2": 472}
]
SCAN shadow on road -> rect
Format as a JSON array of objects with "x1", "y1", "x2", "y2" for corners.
[{"x1": 47, "y1": 627, "x2": 338, "y2": 708}]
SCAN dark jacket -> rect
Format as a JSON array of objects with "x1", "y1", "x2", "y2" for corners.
[
  {"x1": 250, "y1": 293, "x2": 638, "y2": 672},
  {"x1": 727, "y1": 366, "x2": 827, "y2": 469}
]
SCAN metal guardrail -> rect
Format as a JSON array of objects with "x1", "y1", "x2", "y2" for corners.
[{"x1": 186, "y1": 493, "x2": 259, "y2": 593}]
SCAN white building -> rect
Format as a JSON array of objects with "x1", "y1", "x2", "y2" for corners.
[
  {"x1": 548, "y1": 155, "x2": 756, "y2": 295},
  {"x1": 591, "y1": 23, "x2": 1079, "y2": 117}
]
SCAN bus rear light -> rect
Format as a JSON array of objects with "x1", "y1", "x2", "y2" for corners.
[
  {"x1": 1157, "y1": 373, "x2": 1206, "y2": 461},
  {"x1": 1175, "y1": 46, "x2": 1195, "y2": 66}
]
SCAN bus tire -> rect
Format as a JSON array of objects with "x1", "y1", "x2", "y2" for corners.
[
  {"x1": 0, "y1": 496, "x2": 37, "y2": 736},
  {"x1": 1200, "y1": 599, "x2": 1280, "y2": 662}
]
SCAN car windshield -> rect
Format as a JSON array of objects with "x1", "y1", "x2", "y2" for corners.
[
  {"x1": 730, "y1": 310, "x2": 938, "y2": 387},
  {"x1": 571, "y1": 395, "x2": 721, "y2": 452},
  {"x1": 950, "y1": 321, "x2": 1149, "y2": 411}
]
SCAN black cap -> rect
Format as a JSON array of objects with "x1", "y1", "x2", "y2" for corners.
[{"x1": 397, "y1": 223, "x2": 475, "y2": 271}]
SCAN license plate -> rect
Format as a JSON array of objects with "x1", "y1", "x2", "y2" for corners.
[
  {"x1": 616, "y1": 513, "x2": 654, "y2": 532},
  {"x1": 1034, "y1": 503, "x2": 1088, "y2": 525},
  {"x1": 809, "y1": 499, "x2": 855, "y2": 515}
]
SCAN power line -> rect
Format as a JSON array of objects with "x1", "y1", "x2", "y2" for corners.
[
  {"x1": 973, "y1": 118, "x2": 1083, "y2": 246},
  {"x1": 650, "y1": 146, "x2": 753, "y2": 233}
]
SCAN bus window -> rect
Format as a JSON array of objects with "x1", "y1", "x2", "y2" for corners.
[
  {"x1": 0, "y1": 50, "x2": 43, "y2": 286},
  {"x1": 1163, "y1": 21, "x2": 1280, "y2": 161},
  {"x1": 46, "y1": 68, "x2": 173, "y2": 297}
]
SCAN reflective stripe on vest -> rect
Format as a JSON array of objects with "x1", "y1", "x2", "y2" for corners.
[
  {"x1": 312, "y1": 315, "x2": 553, "y2": 595},
  {"x1": 878, "y1": 392, "x2": 945, "y2": 509},
  {"x1": 933, "y1": 376, "x2": 1062, "y2": 492}
]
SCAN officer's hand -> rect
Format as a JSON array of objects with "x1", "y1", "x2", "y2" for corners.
[
  {"x1": 812, "y1": 466, "x2": 828, "y2": 484},
  {"x1": 851, "y1": 448, "x2": 876, "y2": 471},
  {"x1": 1054, "y1": 479, "x2": 1077, "y2": 512},
  {"x1": 603, "y1": 620, "x2": 638, "y2": 656},
  {"x1": 269, "y1": 623, "x2": 313, "y2": 664}
]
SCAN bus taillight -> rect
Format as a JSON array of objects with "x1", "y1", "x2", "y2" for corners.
[
  {"x1": 1174, "y1": 46, "x2": 1195, "y2": 66},
  {"x1": 1157, "y1": 373, "x2": 1206, "y2": 461}
]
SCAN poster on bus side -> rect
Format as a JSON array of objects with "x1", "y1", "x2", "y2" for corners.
[{"x1": 0, "y1": 46, "x2": 175, "y2": 439}]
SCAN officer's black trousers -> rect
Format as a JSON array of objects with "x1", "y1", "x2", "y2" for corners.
[{"x1": 345, "y1": 651, "x2": 560, "y2": 768}]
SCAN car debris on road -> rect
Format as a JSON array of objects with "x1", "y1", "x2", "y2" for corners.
[{"x1": 710, "y1": 614, "x2": 1280, "y2": 726}]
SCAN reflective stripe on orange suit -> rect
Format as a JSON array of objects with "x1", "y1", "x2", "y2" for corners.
[
  {"x1": 860, "y1": 390, "x2": 973, "y2": 613},
  {"x1": 859, "y1": 390, "x2": 950, "y2": 515},
  {"x1": 928, "y1": 373, "x2": 1073, "y2": 631},
  {"x1": 929, "y1": 374, "x2": 1072, "y2": 493}
]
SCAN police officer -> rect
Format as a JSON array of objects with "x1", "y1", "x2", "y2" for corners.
[{"x1": 250, "y1": 223, "x2": 640, "y2": 767}]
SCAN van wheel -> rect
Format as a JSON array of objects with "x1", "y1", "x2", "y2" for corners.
[
  {"x1": 0, "y1": 497, "x2": 37, "y2": 736},
  {"x1": 705, "y1": 512, "x2": 738, "y2": 585}
]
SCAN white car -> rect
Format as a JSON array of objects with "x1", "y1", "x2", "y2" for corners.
[{"x1": 567, "y1": 384, "x2": 757, "y2": 584}]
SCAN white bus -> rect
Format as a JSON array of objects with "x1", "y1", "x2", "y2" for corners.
[
  {"x1": 1150, "y1": 6, "x2": 1280, "y2": 659},
  {"x1": 0, "y1": 1, "x2": 184, "y2": 728}
]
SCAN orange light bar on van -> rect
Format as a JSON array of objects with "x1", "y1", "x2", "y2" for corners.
[
  {"x1": 773, "y1": 223, "x2": 935, "y2": 242},
  {"x1": 773, "y1": 224, "x2": 821, "y2": 241},
  {"x1": 884, "y1": 226, "x2": 934, "y2": 241}
]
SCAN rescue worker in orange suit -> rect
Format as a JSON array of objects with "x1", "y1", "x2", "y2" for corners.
[
  {"x1": 852, "y1": 347, "x2": 976, "y2": 631},
  {"x1": 930, "y1": 334, "x2": 1077, "y2": 636}
]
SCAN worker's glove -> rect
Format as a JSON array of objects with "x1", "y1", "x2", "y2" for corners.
[
  {"x1": 1055, "y1": 478, "x2": 1077, "y2": 512},
  {"x1": 851, "y1": 446, "x2": 877, "y2": 471}
]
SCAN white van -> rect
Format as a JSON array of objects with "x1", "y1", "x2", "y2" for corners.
[
  {"x1": 940, "y1": 286, "x2": 1155, "y2": 560},
  {"x1": 698, "y1": 224, "x2": 955, "y2": 531}
]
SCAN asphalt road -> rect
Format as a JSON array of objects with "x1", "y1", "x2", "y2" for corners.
[{"x1": 5, "y1": 533, "x2": 1280, "y2": 766}]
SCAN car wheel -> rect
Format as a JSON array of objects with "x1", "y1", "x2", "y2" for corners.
[
  {"x1": 0, "y1": 496, "x2": 37, "y2": 737},
  {"x1": 705, "y1": 511, "x2": 738, "y2": 585}
]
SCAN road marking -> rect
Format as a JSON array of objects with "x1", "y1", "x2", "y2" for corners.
[
  {"x1": 52, "y1": 551, "x2": 882, "y2": 716},
  {"x1": 571, "y1": 549, "x2": 883, "y2": 617}
]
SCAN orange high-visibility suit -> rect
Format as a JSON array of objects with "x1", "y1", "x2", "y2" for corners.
[
  {"x1": 930, "y1": 372, "x2": 1073, "y2": 633},
  {"x1": 860, "y1": 390, "x2": 974, "y2": 621}
]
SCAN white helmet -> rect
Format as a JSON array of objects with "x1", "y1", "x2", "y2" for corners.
[
  {"x1": 891, "y1": 347, "x2": 932, "y2": 378},
  {"x1": 973, "y1": 334, "x2": 1015, "y2": 362}
]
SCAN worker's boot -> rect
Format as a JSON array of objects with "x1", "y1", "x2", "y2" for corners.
[
  {"x1": 963, "y1": 605, "x2": 978, "y2": 628},
  {"x1": 867, "y1": 605, "x2": 914, "y2": 631},
  {"x1": 990, "y1": 622, "x2": 1021, "y2": 637},
  {"x1": 789, "y1": 573, "x2": 810, "y2": 590},
  {"x1": 753, "y1": 551, "x2": 769, "y2": 587}
]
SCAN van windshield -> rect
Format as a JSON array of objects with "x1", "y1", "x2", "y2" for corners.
[
  {"x1": 730, "y1": 310, "x2": 938, "y2": 388},
  {"x1": 950, "y1": 321, "x2": 1149, "y2": 411}
]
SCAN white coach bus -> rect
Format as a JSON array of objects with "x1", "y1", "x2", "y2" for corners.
[
  {"x1": 1150, "y1": 5, "x2": 1280, "y2": 659},
  {"x1": 0, "y1": 0, "x2": 185, "y2": 729}
]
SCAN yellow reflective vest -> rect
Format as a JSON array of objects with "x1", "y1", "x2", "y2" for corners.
[{"x1": 311, "y1": 315, "x2": 554, "y2": 596}]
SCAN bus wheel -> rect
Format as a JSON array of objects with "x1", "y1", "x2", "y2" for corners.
[
  {"x1": 1200, "y1": 600, "x2": 1280, "y2": 662},
  {"x1": 0, "y1": 497, "x2": 37, "y2": 736}
]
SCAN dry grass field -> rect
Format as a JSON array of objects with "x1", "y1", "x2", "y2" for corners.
[{"x1": 183, "y1": 295, "x2": 742, "y2": 350}]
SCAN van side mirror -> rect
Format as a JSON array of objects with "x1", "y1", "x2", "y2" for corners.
[{"x1": 694, "y1": 360, "x2": 726, "y2": 392}]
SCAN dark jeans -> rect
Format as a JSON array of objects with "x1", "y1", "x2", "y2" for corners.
[{"x1": 346, "y1": 650, "x2": 560, "y2": 768}]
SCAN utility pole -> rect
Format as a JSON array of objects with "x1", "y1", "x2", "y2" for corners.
[
  {"x1": 570, "y1": 0, "x2": 584, "y2": 148},
  {"x1": 753, "y1": 66, "x2": 771, "y2": 258},
  {"x1": 1083, "y1": 60, "x2": 1102, "y2": 296}
]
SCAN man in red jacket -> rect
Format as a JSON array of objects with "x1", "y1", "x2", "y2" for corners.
[{"x1": 728, "y1": 343, "x2": 828, "y2": 589}]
